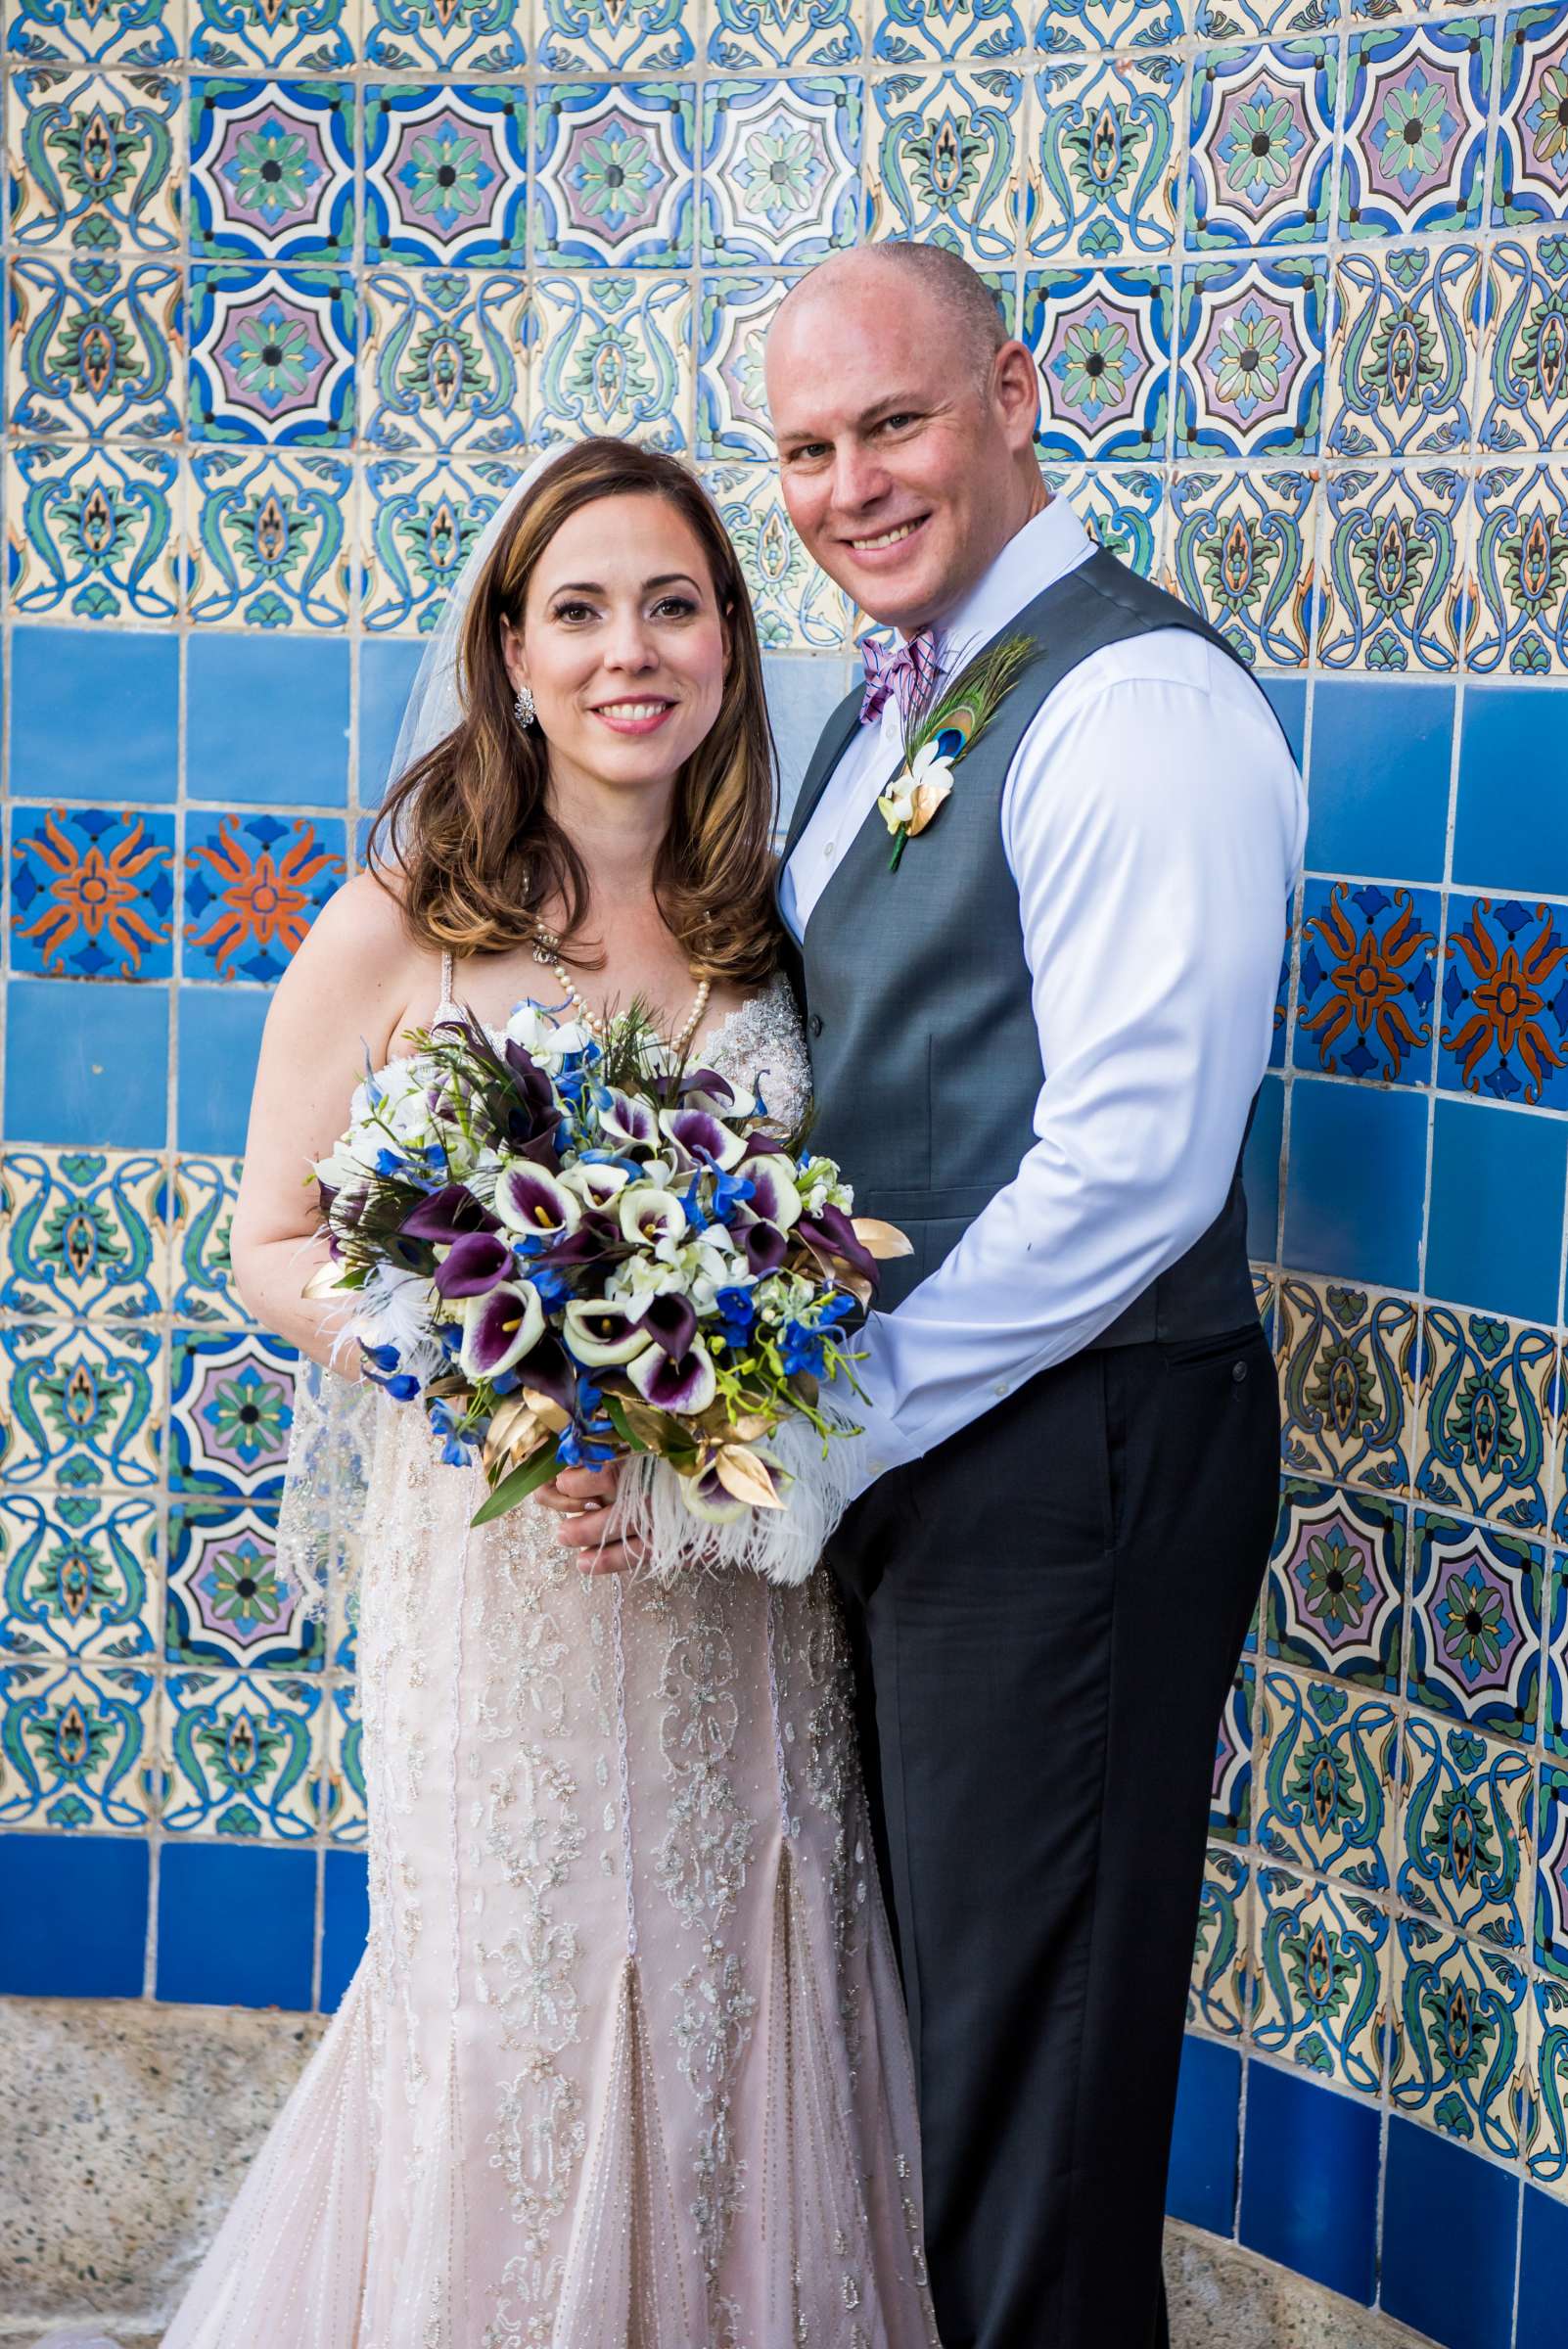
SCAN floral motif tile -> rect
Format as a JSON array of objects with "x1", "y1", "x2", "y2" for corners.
[
  {"x1": 1468, "y1": 460, "x2": 1568, "y2": 675},
  {"x1": 363, "y1": 0, "x2": 525, "y2": 71},
  {"x1": 360, "y1": 451, "x2": 509, "y2": 634},
  {"x1": 0, "y1": 1657, "x2": 156, "y2": 1830},
  {"x1": 1186, "y1": 40, "x2": 1338, "y2": 251},
  {"x1": 698, "y1": 273, "x2": 792, "y2": 460},
  {"x1": 1023, "y1": 265, "x2": 1174, "y2": 458},
  {"x1": 535, "y1": 0, "x2": 690, "y2": 70},
  {"x1": 359, "y1": 267, "x2": 530, "y2": 455},
  {"x1": 1266, "y1": 1478, "x2": 1406, "y2": 1688},
  {"x1": 1212, "y1": 1658, "x2": 1254, "y2": 1842},
  {"x1": 867, "y1": 66, "x2": 1024, "y2": 261},
  {"x1": 1276, "y1": 1281, "x2": 1417, "y2": 1495},
  {"x1": 529, "y1": 274, "x2": 691, "y2": 450},
  {"x1": 1389, "y1": 1918, "x2": 1528, "y2": 2157},
  {"x1": 190, "y1": 76, "x2": 353, "y2": 262},
  {"x1": 1340, "y1": 23, "x2": 1492, "y2": 241},
  {"x1": 702, "y1": 461, "x2": 856, "y2": 650},
  {"x1": 531, "y1": 81, "x2": 696, "y2": 270},
  {"x1": 1317, "y1": 463, "x2": 1468, "y2": 672},
  {"x1": 1398, "y1": 1713, "x2": 1533, "y2": 1950},
  {"x1": 1176, "y1": 254, "x2": 1325, "y2": 458},
  {"x1": 1028, "y1": 50, "x2": 1181, "y2": 261},
  {"x1": 1439, "y1": 896, "x2": 1568, "y2": 1110},
  {"x1": 183, "y1": 811, "x2": 345, "y2": 982},
  {"x1": 1170, "y1": 462, "x2": 1318, "y2": 666},
  {"x1": 1527, "y1": 1972, "x2": 1568, "y2": 2190},
  {"x1": 7, "y1": 64, "x2": 183, "y2": 253},
  {"x1": 165, "y1": 1154, "x2": 247, "y2": 1324},
  {"x1": 1042, "y1": 0, "x2": 1184, "y2": 44},
  {"x1": 365, "y1": 82, "x2": 528, "y2": 267},
  {"x1": 1416, "y1": 1307, "x2": 1558, "y2": 1533},
  {"x1": 1256, "y1": 1668, "x2": 1399, "y2": 1890},
  {"x1": 0, "y1": 1489, "x2": 160, "y2": 1663},
  {"x1": 1253, "y1": 1863, "x2": 1389, "y2": 2094},
  {"x1": 191, "y1": 0, "x2": 354, "y2": 68},
  {"x1": 1408, "y1": 1510, "x2": 1545, "y2": 1740},
  {"x1": 874, "y1": 0, "x2": 1021, "y2": 64},
  {"x1": 1190, "y1": 1841, "x2": 1251, "y2": 2036},
  {"x1": 1326, "y1": 244, "x2": 1481, "y2": 461},
  {"x1": 0, "y1": 1147, "x2": 168, "y2": 1321},
  {"x1": 702, "y1": 77, "x2": 861, "y2": 266},
  {"x1": 166, "y1": 1499, "x2": 322, "y2": 1671},
  {"x1": 7, "y1": 0, "x2": 185, "y2": 65},
  {"x1": 187, "y1": 447, "x2": 352, "y2": 629},
  {"x1": 1494, "y1": 2, "x2": 1568, "y2": 227},
  {"x1": 10, "y1": 806, "x2": 176, "y2": 980},
  {"x1": 321, "y1": 1680, "x2": 365, "y2": 1843},
  {"x1": 1293, "y1": 880, "x2": 1440, "y2": 1085},
  {"x1": 710, "y1": 0, "x2": 860, "y2": 70},
  {"x1": 1, "y1": 1319, "x2": 165, "y2": 1492},
  {"x1": 1195, "y1": 0, "x2": 1334, "y2": 30},
  {"x1": 168, "y1": 1325, "x2": 296, "y2": 1500},
  {"x1": 1043, "y1": 461, "x2": 1168, "y2": 578},
  {"x1": 1480, "y1": 235, "x2": 1568, "y2": 453},
  {"x1": 5, "y1": 441, "x2": 181, "y2": 624},
  {"x1": 158, "y1": 1662, "x2": 323, "y2": 1837},
  {"x1": 189, "y1": 264, "x2": 355, "y2": 443},
  {"x1": 7, "y1": 253, "x2": 183, "y2": 439}
]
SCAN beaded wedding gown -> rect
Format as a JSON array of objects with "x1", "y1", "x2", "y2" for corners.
[{"x1": 158, "y1": 974, "x2": 939, "y2": 2349}]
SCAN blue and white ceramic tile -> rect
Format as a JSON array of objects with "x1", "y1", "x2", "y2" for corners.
[
  {"x1": 1317, "y1": 463, "x2": 1468, "y2": 673},
  {"x1": 1256, "y1": 1667, "x2": 1399, "y2": 1891},
  {"x1": 873, "y1": 0, "x2": 1021, "y2": 66},
  {"x1": 165, "y1": 1154, "x2": 248, "y2": 1325},
  {"x1": 1339, "y1": 23, "x2": 1492, "y2": 243},
  {"x1": 1186, "y1": 39, "x2": 1338, "y2": 252},
  {"x1": 0, "y1": 1146, "x2": 168, "y2": 1320},
  {"x1": 1212, "y1": 1659, "x2": 1254, "y2": 1843},
  {"x1": 531, "y1": 81, "x2": 696, "y2": 270},
  {"x1": 359, "y1": 268, "x2": 530, "y2": 456},
  {"x1": 167, "y1": 1325, "x2": 296, "y2": 1501},
  {"x1": 365, "y1": 83, "x2": 528, "y2": 269},
  {"x1": 1170, "y1": 462, "x2": 1318, "y2": 665},
  {"x1": 8, "y1": 64, "x2": 184, "y2": 253},
  {"x1": 868, "y1": 66, "x2": 1024, "y2": 260},
  {"x1": 190, "y1": 76, "x2": 353, "y2": 263},
  {"x1": 189, "y1": 264, "x2": 356, "y2": 444},
  {"x1": 1293, "y1": 881, "x2": 1440, "y2": 1085},
  {"x1": 1175, "y1": 253, "x2": 1325, "y2": 458},
  {"x1": 6, "y1": 0, "x2": 187, "y2": 65},
  {"x1": 1416, "y1": 1307, "x2": 1558, "y2": 1534},
  {"x1": 191, "y1": 0, "x2": 355, "y2": 69},
  {"x1": 709, "y1": 0, "x2": 861, "y2": 71},
  {"x1": 1, "y1": 1319, "x2": 165, "y2": 1492},
  {"x1": 702, "y1": 76, "x2": 861, "y2": 266},
  {"x1": 1027, "y1": 50, "x2": 1181, "y2": 261},
  {"x1": 1479, "y1": 236, "x2": 1568, "y2": 454},
  {"x1": 166, "y1": 1499, "x2": 320, "y2": 1672},
  {"x1": 0, "y1": 1656, "x2": 157, "y2": 1829},
  {"x1": 535, "y1": 0, "x2": 690, "y2": 72},
  {"x1": 0, "y1": 1488, "x2": 161, "y2": 1663},
  {"x1": 1266, "y1": 1478, "x2": 1406, "y2": 1689},
  {"x1": 1494, "y1": 3, "x2": 1568, "y2": 229},
  {"x1": 529, "y1": 274, "x2": 692, "y2": 450},
  {"x1": 1407, "y1": 1510, "x2": 1545, "y2": 1744},
  {"x1": 697, "y1": 273, "x2": 792, "y2": 460},
  {"x1": 1042, "y1": 459, "x2": 1169, "y2": 577},
  {"x1": 363, "y1": 0, "x2": 526, "y2": 72},
  {"x1": 1467, "y1": 460, "x2": 1568, "y2": 675},
  {"x1": 321, "y1": 1679, "x2": 365, "y2": 1844},
  {"x1": 1024, "y1": 264, "x2": 1175, "y2": 458},
  {"x1": 1325, "y1": 244, "x2": 1481, "y2": 461},
  {"x1": 703, "y1": 460, "x2": 856, "y2": 649},
  {"x1": 5, "y1": 441, "x2": 181, "y2": 624},
  {"x1": 1398, "y1": 1713, "x2": 1533, "y2": 1951},
  {"x1": 10, "y1": 806, "x2": 176, "y2": 980},
  {"x1": 6, "y1": 253, "x2": 184, "y2": 439},
  {"x1": 183, "y1": 810, "x2": 346, "y2": 981},
  {"x1": 1389, "y1": 1918, "x2": 1529, "y2": 2158},
  {"x1": 157, "y1": 1660, "x2": 324, "y2": 1838},
  {"x1": 1275, "y1": 1283, "x2": 1417, "y2": 1495},
  {"x1": 1190, "y1": 1841, "x2": 1251, "y2": 2037},
  {"x1": 359, "y1": 450, "x2": 509, "y2": 634},
  {"x1": 1439, "y1": 896, "x2": 1568, "y2": 1110},
  {"x1": 187, "y1": 446, "x2": 353, "y2": 629},
  {"x1": 1527, "y1": 1973, "x2": 1568, "y2": 2192},
  {"x1": 1253, "y1": 1863, "x2": 1390, "y2": 2094}
]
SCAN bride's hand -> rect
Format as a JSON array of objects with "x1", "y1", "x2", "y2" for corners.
[{"x1": 534, "y1": 1462, "x2": 643, "y2": 1576}]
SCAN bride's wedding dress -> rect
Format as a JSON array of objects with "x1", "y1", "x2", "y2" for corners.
[{"x1": 159, "y1": 975, "x2": 938, "y2": 2349}]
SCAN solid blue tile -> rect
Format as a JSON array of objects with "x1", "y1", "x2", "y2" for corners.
[
  {"x1": 1426, "y1": 1096, "x2": 1568, "y2": 1324},
  {"x1": 359, "y1": 638, "x2": 427, "y2": 806},
  {"x1": 320, "y1": 1849, "x2": 369, "y2": 2014},
  {"x1": 5, "y1": 980, "x2": 168, "y2": 1148},
  {"x1": 764, "y1": 654, "x2": 856, "y2": 829},
  {"x1": 1282, "y1": 1079, "x2": 1429, "y2": 1291},
  {"x1": 1238, "y1": 2060, "x2": 1379, "y2": 2304},
  {"x1": 1518, "y1": 2184, "x2": 1568, "y2": 2349},
  {"x1": 1382, "y1": 2117, "x2": 1518, "y2": 2349},
  {"x1": 9, "y1": 627, "x2": 179, "y2": 804},
  {"x1": 188, "y1": 635, "x2": 349, "y2": 807},
  {"x1": 1306, "y1": 681, "x2": 1453, "y2": 885},
  {"x1": 0, "y1": 1831, "x2": 148, "y2": 1998},
  {"x1": 1167, "y1": 2034, "x2": 1240, "y2": 2234},
  {"x1": 1244, "y1": 1073, "x2": 1284, "y2": 1259},
  {"x1": 1455, "y1": 689, "x2": 1568, "y2": 898},
  {"x1": 156, "y1": 1841, "x2": 315, "y2": 2010},
  {"x1": 1261, "y1": 675, "x2": 1307, "y2": 768},
  {"x1": 177, "y1": 988, "x2": 270, "y2": 1155}
]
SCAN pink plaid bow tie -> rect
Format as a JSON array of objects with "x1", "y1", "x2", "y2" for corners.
[{"x1": 858, "y1": 628, "x2": 941, "y2": 726}]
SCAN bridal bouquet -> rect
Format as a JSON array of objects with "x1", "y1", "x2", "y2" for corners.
[{"x1": 305, "y1": 1003, "x2": 905, "y2": 1583}]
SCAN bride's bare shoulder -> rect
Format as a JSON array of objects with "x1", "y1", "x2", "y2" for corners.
[{"x1": 272, "y1": 866, "x2": 436, "y2": 1056}]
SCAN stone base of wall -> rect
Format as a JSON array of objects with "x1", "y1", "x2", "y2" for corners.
[{"x1": 1, "y1": 1996, "x2": 1433, "y2": 2347}]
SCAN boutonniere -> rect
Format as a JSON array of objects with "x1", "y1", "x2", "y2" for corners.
[{"x1": 876, "y1": 632, "x2": 1036, "y2": 871}]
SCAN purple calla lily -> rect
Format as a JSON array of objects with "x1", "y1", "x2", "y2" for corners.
[
  {"x1": 796, "y1": 1203, "x2": 878, "y2": 1286},
  {"x1": 516, "y1": 1333, "x2": 576, "y2": 1416},
  {"x1": 742, "y1": 1219, "x2": 788, "y2": 1276},
  {"x1": 742, "y1": 1157, "x2": 801, "y2": 1229},
  {"x1": 629, "y1": 1339, "x2": 716, "y2": 1415},
  {"x1": 432, "y1": 1230, "x2": 514, "y2": 1298},
  {"x1": 635, "y1": 1291, "x2": 698, "y2": 1360},
  {"x1": 400, "y1": 1184, "x2": 501, "y2": 1243},
  {"x1": 660, "y1": 1109, "x2": 745, "y2": 1169},
  {"x1": 680, "y1": 1068, "x2": 739, "y2": 1112},
  {"x1": 601, "y1": 1089, "x2": 658, "y2": 1149},
  {"x1": 458, "y1": 1279, "x2": 544, "y2": 1381},
  {"x1": 494, "y1": 1164, "x2": 582, "y2": 1240}
]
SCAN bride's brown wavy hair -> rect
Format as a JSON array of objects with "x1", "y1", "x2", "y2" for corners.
[{"x1": 372, "y1": 438, "x2": 779, "y2": 984}]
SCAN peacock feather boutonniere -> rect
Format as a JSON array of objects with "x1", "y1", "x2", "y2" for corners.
[{"x1": 876, "y1": 632, "x2": 1037, "y2": 871}]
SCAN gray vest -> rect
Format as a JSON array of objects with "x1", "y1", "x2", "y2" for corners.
[{"x1": 781, "y1": 545, "x2": 1270, "y2": 1336}]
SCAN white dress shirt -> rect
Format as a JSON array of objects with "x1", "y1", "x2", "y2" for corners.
[{"x1": 780, "y1": 498, "x2": 1308, "y2": 1490}]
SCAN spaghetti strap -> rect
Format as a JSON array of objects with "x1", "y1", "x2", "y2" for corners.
[{"x1": 438, "y1": 947, "x2": 456, "y2": 1017}]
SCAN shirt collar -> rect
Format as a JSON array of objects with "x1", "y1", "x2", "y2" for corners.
[{"x1": 933, "y1": 497, "x2": 1094, "y2": 674}]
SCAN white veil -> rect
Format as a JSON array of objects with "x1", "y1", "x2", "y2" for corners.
[{"x1": 277, "y1": 441, "x2": 580, "y2": 1632}]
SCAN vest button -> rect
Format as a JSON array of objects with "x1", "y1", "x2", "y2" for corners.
[
  {"x1": 809, "y1": 1013, "x2": 823, "y2": 1037},
  {"x1": 1232, "y1": 1359, "x2": 1249, "y2": 1384}
]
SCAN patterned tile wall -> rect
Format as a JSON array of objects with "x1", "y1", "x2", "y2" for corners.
[{"x1": 2, "y1": 0, "x2": 1567, "y2": 2335}]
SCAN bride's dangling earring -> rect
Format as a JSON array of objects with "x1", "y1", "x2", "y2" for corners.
[{"x1": 513, "y1": 682, "x2": 536, "y2": 729}]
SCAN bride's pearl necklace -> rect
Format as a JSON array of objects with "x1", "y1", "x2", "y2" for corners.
[{"x1": 531, "y1": 924, "x2": 711, "y2": 1059}]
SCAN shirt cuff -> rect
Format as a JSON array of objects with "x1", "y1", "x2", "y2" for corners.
[{"x1": 822, "y1": 1359, "x2": 911, "y2": 1505}]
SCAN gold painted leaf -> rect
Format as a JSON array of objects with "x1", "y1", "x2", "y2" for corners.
[
  {"x1": 714, "y1": 1445, "x2": 785, "y2": 1508},
  {"x1": 852, "y1": 1217, "x2": 914, "y2": 1260}
]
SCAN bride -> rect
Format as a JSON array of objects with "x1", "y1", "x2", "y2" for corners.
[{"x1": 159, "y1": 438, "x2": 938, "y2": 2348}]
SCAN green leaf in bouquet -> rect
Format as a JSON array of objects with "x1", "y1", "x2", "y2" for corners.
[
  {"x1": 603, "y1": 1392, "x2": 652, "y2": 1453},
  {"x1": 470, "y1": 1443, "x2": 565, "y2": 1527}
]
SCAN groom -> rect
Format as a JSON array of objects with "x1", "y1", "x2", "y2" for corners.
[{"x1": 761, "y1": 244, "x2": 1305, "y2": 2349}]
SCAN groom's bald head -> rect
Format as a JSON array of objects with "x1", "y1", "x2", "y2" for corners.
[{"x1": 765, "y1": 242, "x2": 1045, "y2": 635}]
